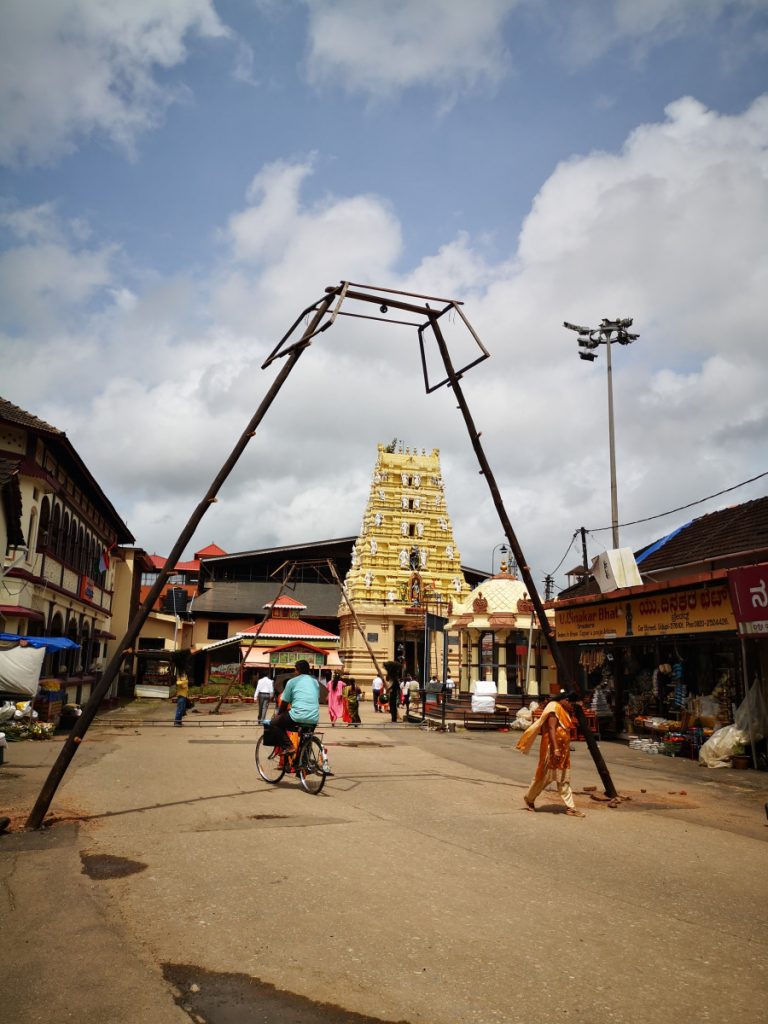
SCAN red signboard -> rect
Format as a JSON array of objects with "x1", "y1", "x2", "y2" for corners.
[{"x1": 727, "y1": 564, "x2": 768, "y2": 635}]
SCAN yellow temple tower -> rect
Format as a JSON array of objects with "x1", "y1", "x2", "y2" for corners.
[{"x1": 338, "y1": 442, "x2": 471, "y2": 690}]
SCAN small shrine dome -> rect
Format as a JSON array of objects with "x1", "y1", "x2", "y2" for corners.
[{"x1": 449, "y1": 566, "x2": 535, "y2": 629}]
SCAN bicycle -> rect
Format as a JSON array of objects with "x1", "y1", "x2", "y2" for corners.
[{"x1": 255, "y1": 724, "x2": 329, "y2": 795}]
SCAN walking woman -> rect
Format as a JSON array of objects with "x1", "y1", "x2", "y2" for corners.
[
  {"x1": 343, "y1": 677, "x2": 361, "y2": 727},
  {"x1": 327, "y1": 672, "x2": 345, "y2": 727}
]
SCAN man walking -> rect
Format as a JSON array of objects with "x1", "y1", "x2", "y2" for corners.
[
  {"x1": 371, "y1": 672, "x2": 384, "y2": 712},
  {"x1": 254, "y1": 672, "x2": 274, "y2": 722}
]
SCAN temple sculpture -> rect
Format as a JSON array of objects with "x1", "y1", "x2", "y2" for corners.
[{"x1": 338, "y1": 442, "x2": 470, "y2": 691}]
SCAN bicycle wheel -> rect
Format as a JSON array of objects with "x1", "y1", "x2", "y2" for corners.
[
  {"x1": 255, "y1": 736, "x2": 286, "y2": 784},
  {"x1": 297, "y1": 736, "x2": 326, "y2": 795}
]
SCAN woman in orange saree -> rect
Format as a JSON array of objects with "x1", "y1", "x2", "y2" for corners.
[{"x1": 516, "y1": 697, "x2": 585, "y2": 816}]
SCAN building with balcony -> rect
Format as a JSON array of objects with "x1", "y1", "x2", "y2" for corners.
[{"x1": 0, "y1": 397, "x2": 134, "y2": 703}]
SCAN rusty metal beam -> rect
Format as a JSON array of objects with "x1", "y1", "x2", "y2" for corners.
[
  {"x1": 26, "y1": 288, "x2": 339, "y2": 830},
  {"x1": 427, "y1": 313, "x2": 618, "y2": 798}
]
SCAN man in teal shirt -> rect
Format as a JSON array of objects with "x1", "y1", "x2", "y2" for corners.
[{"x1": 270, "y1": 660, "x2": 320, "y2": 755}]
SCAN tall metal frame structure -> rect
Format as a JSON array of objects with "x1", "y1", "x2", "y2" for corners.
[{"x1": 28, "y1": 282, "x2": 616, "y2": 828}]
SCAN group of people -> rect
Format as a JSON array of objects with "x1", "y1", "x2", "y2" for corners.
[
  {"x1": 228, "y1": 659, "x2": 587, "y2": 816},
  {"x1": 370, "y1": 671, "x2": 417, "y2": 722},
  {"x1": 326, "y1": 672, "x2": 362, "y2": 727},
  {"x1": 253, "y1": 669, "x2": 361, "y2": 727}
]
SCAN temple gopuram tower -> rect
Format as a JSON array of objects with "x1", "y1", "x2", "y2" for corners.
[{"x1": 338, "y1": 442, "x2": 470, "y2": 689}]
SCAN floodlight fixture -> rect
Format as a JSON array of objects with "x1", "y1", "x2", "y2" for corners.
[{"x1": 563, "y1": 314, "x2": 640, "y2": 550}]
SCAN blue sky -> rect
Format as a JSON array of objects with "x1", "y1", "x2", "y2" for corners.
[{"x1": 1, "y1": 1, "x2": 767, "y2": 589}]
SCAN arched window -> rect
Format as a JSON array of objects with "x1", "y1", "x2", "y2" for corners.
[
  {"x1": 60, "y1": 511, "x2": 70, "y2": 560},
  {"x1": 37, "y1": 497, "x2": 50, "y2": 551},
  {"x1": 27, "y1": 508, "x2": 38, "y2": 560},
  {"x1": 66, "y1": 517, "x2": 76, "y2": 566},
  {"x1": 50, "y1": 504, "x2": 61, "y2": 554},
  {"x1": 77, "y1": 524, "x2": 85, "y2": 573}
]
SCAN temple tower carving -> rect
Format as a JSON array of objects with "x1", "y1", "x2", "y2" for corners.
[{"x1": 338, "y1": 442, "x2": 470, "y2": 688}]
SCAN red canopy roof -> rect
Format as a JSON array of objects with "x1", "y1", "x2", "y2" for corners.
[
  {"x1": 263, "y1": 595, "x2": 307, "y2": 610},
  {"x1": 239, "y1": 618, "x2": 338, "y2": 640}
]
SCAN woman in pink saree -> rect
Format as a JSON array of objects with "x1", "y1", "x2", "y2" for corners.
[{"x1": 327, "y1": 672, "x2": 345, "y2": 727}]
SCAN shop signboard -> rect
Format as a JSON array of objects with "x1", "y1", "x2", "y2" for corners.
[
  {"x1": 727, "y1": 564, "x2": 768, "y2": 635},
  {"x1": 555, "y1": 583, "x2": 736, "y2": 642},
  {"x1": 209, "y1": 661, "x2": 240, "y2": 684},
  {"x1": 270, "y1": 650, "x2": 325, "y2": 667}
]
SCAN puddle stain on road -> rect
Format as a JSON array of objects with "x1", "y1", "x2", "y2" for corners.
[
  {"x1": 80, "y1": 853, "x2": 148, "y2": 880},
  {"x1": 164, "y1": 964, "x2": 410, "y2": 1024}
]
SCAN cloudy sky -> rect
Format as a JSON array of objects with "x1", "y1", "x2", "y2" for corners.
[{"x1": 1, "y1": 0, "x2": 766, "y2": 592}]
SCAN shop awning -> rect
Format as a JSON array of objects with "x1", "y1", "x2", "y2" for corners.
[
  {"x1": 0, "y1": 632, "x2": 80, "y2": 650},
  {"x1": 0, "y1": 605, "x2": 44, "y2": 621}
]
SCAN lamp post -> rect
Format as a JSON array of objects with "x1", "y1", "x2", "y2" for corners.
[
  {"x1": 491, "y1": 542, "x2": 509, "y2": 574},
  {"x1": 563, "y1": 317, "x2": 639, "y2": 549}
]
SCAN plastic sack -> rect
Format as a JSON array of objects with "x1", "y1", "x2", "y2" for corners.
[
  {"x1": 0, "y1": 702, "x2": 16, "y2": 724},
  {"x1": 698, "y1": 724, "x2": 749, "y2": 768},
  {"x1": 734, "y1": 676, "x2": 768, "y2": 743}
]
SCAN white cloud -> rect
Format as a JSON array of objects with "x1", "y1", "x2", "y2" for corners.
[
  {"x1": 1, "y1": 95, "x2": 766, "y2": 586},
  {"x1": 539, "y1": 0, "x2": 768, "y2": 66},
  {"x1": 303, "y1": 0, "x2": 517, "y2": 97},
  {"x1": 301, "y1": 0, "x2": 768, "y2": 97},
  {"x1": 0, "y1": 0, "x2": 228, "y2": 165}
]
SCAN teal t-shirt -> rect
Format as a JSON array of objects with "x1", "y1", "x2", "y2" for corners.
[{"x1": 281, "y1": 673, "x2": 320, "y2": 725}]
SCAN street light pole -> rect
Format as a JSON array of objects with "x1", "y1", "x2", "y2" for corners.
[
  {"x1": 563, "y1": 317, "x2": 639, "y2": 550},
  {"x1": 604, "y1": 333, "x2": 619, "y2": 549}
]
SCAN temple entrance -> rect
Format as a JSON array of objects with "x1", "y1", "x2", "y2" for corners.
[{"x1": 395, "y1": 627, "x2": 422, "y2": 683}]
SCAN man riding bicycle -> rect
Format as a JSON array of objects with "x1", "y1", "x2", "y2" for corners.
[{"x1": 270, "y1": 660, "x2": 320, "y2": 759}]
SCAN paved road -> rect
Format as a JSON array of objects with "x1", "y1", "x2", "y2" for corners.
[{"x1": 2, "y1": 702, "x2": 767, "y2": 1024}]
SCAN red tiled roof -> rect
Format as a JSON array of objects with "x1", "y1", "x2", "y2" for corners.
[
  {"x1": 266, "y1": 641, "x2": 334, "y2": 656},
  {"x1": 0, "y1": 397, "x2": 61, "y2": 435},
  {"x1": 238, "y1": 617, "x2": 339, "y2": 640},
  {"x1": 263, "y1": 595, "x2": 306, "y2": 609},
  {"x1": 195, "y1": 543, "x2": 227, "y2": 558},
  {"x1": 148, "y1": 554, "x2": 201, "y2": 572}
]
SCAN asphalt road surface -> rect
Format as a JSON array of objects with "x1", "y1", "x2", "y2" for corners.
[{"x1": 2, "y1": 702, "x2": 767, "y2": 1024}]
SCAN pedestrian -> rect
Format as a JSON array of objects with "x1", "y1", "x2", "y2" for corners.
[
  {"x1": 516, "y1": 693, "x2": 585, "y2": 817},
  {"x1": 387, "y1": 671, "x2": 399, "y2": 720},
  {"x1": 371, "y1": 672, "x2": 384, "y2": 712},
  {"x1": 174, "y1": 672, "x2": 189, "y2": 726},
  {"x1": 402, "y1": 673, "x2": 414, "y2": 716},
  {"x1": 254, "y1": 672, "x2": 274, "y2": 722},
  {"x1": 327, "y1": 672, "x2": 345, "y2": 726},
  {"x1": 343, "y1": 677, "x2": 361, "y2": 727},
  {"x1": 445, "y1": 670, "x2": 455, "y2": 700}
]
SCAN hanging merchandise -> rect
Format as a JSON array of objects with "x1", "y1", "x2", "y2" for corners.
[{"x1": 579, "y1": 648, "x2": 605, "y2": 673}]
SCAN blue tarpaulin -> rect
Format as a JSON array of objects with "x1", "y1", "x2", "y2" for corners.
[{"x1": 0, "y1": 633, "x2": 80, "y2": 650}]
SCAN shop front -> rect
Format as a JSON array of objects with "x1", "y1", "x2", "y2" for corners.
[{"x1": 554, "y1": 573, "x2": 741, "y2": 748}]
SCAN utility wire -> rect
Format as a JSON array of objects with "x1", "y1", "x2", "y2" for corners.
[
  {"x1": 548, "y1": 531, "x2": 578, "y2": 577},
  {"x1": 586, "y1": 470, "x2": 768, "y2": 534}
]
